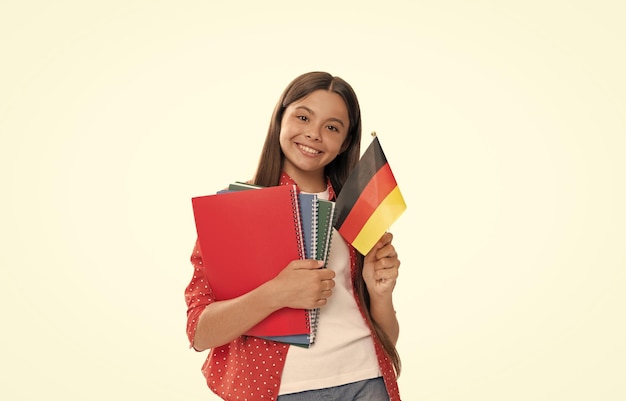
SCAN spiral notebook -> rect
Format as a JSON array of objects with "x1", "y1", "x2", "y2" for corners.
[
  {"x1": 191, "y1": 184, "x2": 312, "y2": 338},
  {"x1": 316, "y1": 199, "x2": 336, "y2": 266},
  {"x1": 226, "y1": 182, "x2": 336, "y2": 347}
]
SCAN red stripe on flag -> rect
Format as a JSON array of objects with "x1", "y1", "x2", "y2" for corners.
[{"x1": 337, "y1": 163, "x2": 397, "y2": 243}]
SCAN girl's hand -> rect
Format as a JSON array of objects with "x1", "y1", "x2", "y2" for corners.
[
  {"x1": 269, "y1": 259, "x2": 336, "y2": 310},
  {"x1": 362, "y1": 232, "x2": 400, "y2": 298}
]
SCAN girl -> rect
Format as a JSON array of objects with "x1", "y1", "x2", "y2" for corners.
[{"x1": 185, "y1": 71, "x2": 402, "y2": 400}]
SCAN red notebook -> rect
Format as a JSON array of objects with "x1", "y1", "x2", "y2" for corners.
[{"x1": 191, "y1": 184, "x2": 311, "y2": 337}]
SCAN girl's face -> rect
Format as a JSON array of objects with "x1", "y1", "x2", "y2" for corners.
[{"x1": 279, "y1": 89, "x2": 350, "y2": 192}]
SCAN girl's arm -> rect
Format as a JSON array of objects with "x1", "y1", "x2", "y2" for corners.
[
  {"x1": 192, "y1": 259, "x2": 335, "y2": 351},
  {"x1": 362, "y1": 232, "x2": 401, "y2": 345}
]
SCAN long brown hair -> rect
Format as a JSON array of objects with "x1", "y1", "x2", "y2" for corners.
[{"x1": 253, "y1": 71, "x2": 401, "y2": 376}]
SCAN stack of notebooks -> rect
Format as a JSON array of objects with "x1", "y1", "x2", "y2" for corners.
[{"x1": 191, "y1": 182, "x2": 336, "y2": 347}]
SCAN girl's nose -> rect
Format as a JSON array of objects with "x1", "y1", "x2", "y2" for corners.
[{"x1": 306, "y1": 127, "x2": 322, "y2": 141}]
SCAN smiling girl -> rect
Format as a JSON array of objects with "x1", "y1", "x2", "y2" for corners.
[{"x1": 185, "y1": 71, "x2": 402, "y2": 401}]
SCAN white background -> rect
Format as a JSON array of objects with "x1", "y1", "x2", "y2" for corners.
[{"x1": 1, "y1": 1, "x2": 625, "y2": 399}]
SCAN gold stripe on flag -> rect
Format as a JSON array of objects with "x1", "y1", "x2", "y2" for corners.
[{"x1": 351, "y1": 186, "x2": 407, "y2": 255}]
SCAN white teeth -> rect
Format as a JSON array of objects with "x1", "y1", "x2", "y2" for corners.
[{"x1": 299, "y1": 144, "x2": 320, "y2": 155}]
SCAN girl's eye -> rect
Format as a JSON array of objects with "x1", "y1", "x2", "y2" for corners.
[
  {"x1": 297, "y1": 115, "x2": 308, "y2": 122},
  {"x1": 327, "y1": 125, "x2": 338, "y2": 132}
]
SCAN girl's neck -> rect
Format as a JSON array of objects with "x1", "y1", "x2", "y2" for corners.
[
  {"x1": 283, "y1": 168, "x2": 326, "y2": 193},
  {"x1": 296, "y1": 179, "x2": 327, "y2": 193}
]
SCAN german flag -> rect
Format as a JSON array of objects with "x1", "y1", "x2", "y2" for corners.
[{"x1": 334, "y1": 135, "x2": 407, "y2": 255}]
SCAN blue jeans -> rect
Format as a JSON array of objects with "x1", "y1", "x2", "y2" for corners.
[{"x1": 277, "y1": 377, "x2": 389, "y2": 401}]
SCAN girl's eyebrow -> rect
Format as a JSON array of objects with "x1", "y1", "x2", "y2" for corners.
[
  {"x1": 294, "y1": 106, "x2": 346, "y2": 127},
  {"x1": 295, "y1": 106, "x2": 314, "y2": 114}
]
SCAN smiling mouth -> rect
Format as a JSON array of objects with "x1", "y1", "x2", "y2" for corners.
[{"x1": 297, "y1": 143, "x2": 322, "y2": 155}]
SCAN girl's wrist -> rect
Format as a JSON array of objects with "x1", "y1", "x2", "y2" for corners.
[{"x1": 263, "y1": 279, "x2": 283, "y2": 310}]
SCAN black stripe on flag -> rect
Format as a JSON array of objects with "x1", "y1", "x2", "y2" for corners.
[{"x1": 334, "y1": 137, "x2": 388, "y2": 229}]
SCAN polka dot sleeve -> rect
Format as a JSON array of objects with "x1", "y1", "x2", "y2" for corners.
[{"x1": 184, "y1": 238, "x2": 215, "y2": 350}]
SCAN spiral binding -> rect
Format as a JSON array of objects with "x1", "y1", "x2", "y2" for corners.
[
  {"x1": 289, "y1": 185, "x2": 305, "y2": 261},
  {"x1": 311, "y1": 197, "x2": 319, "y2": 261},
  {"x1": 312, "y1": 198, "x2": 320, "y2": 343},
  {"x1": 288, "y1": 185, "x2": 315, "y2": 343}
]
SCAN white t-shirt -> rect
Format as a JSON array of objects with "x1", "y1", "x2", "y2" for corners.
[{"x1": 279, "y1": 190, "x2": 381, "y2": 395}]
